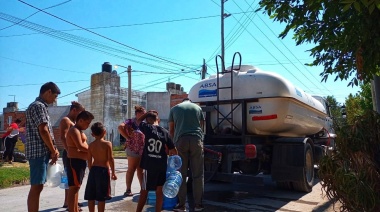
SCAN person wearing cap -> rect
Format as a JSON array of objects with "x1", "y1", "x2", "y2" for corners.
[
  {"x1": 169, "y1": 98, "x2": 205, "y2": 212},
  {"x1": 2, "y1": 118, "x2": 23, "y2": 164}
]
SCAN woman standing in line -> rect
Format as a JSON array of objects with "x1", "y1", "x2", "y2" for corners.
[
  {"x1": 118, "y1": 105, "x2": 146, "y2": 196},
  {"x1": 2, "y1": 118, "x2": 23, "y2": 164}
]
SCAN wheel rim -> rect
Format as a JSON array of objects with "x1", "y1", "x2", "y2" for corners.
[{"x1": 305, "y1": 148, "x2": 313, "y2": 183}]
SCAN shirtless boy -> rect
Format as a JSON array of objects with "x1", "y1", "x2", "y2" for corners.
[
  {"x1": 66, "y1": 111, "x2": 94, "y2": 212},
  {"x1": 59, "y1": 101, "x2": 84, "y2": 208},
  {"x1": 84, "y1": 122, "x2": 117, "y2": 212}
]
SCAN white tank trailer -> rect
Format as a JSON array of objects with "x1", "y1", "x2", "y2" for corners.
[{"x1": 188, "y1": 65, "x2": 336, "y2": 192}]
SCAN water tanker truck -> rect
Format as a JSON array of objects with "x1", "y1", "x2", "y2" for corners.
[{"x1": 188, "y1": 63, "x2": 336, "y2": 192}]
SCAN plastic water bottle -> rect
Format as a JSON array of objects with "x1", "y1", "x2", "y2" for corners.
[
  {"x1": 59, "y1": 170, "x2": 68, "y2": 189},
  {"x1": 167, "y1": 155, "x2": 182, "y2": 172},
  {"x1": 163, "y1": 171, "x2": 182, "y2": 198},
  {"x1": 110, "y1": 179, "x2": 116, "y2": 196},
  {"x1": 147, "y1": 191, "x2": 156, "y2": 204}
]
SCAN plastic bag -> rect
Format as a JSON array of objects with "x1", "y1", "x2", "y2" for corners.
[{"x1": 46, "y1": 163, "x2": 63, "y2": 187}]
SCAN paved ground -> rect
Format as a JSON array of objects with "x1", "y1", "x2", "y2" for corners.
[{"x1": 0, "y1": 158, "x2": 341, "y2": 212}]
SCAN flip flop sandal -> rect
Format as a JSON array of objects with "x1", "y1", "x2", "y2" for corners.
[{"x1": 123, "y1": 190, "x2": 133, "y2": 197}]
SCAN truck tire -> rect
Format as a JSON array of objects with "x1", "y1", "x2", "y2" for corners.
[
  {"x1": 276, "y1": 181, "x2": 292, "y2": 190},
  {"x1": 292, "y1": 142, "x2": 314, "y2": 192}
]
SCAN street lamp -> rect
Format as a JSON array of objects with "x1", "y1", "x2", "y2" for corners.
[{"x1": 115, "y1": 64, "x2": 132, "y2": 119}]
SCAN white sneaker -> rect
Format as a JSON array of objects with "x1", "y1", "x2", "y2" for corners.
[{"x1": 173, "y1": 204, "x2": 186, "y2": 212}]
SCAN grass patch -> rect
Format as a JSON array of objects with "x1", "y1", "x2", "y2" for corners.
[
  {"x1": 0, "y1": 150, "x2": 125, "y2": 189},
  {"x1": 112, "y1": 145, "x2": 125, "y2": 151},
  {"x1": 0, "y1": 162, "x2": 30, "y2": 188},
  {"x1": 113, "y1": 151, "x2": 126, "y2": 158}
]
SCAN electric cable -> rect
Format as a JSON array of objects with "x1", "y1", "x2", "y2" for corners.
[
  {"x1": 17, "y1": 0, "x2": 206, "y2": 71},
  {"x1": 0, "y1": 0, "x2": 71, "y2": 31}
]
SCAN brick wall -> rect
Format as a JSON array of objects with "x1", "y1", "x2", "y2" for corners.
[
  {"x1": 2, "y1": 111, "x2": 26, "y2": 130},
  {"x1": 52, "y1": 127, "x2": 64, "y2": 151},
  {"x1": 170, "y1": 94, "x2": 188, "y2": 108}
]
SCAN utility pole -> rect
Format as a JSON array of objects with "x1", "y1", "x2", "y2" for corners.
[
  {"x1": 221, "y1": 0, "x2": 230, "y2": 72},
  {"x1": 201, "y1": 59, "x2": 207, "y2": 79},
  {"x1": 128, "y1": 65, "x2": 132, "y2": 119}
]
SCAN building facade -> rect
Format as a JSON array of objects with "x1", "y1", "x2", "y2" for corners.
[{"x1": 1, "y1": 63, "x2": 190, "y2": 149}]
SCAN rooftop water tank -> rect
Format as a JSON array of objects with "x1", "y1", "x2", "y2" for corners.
[
  {"x1": 166, "y1": 82, "x2": 175, "y2": 91},
  {"x1": 175, "y1": 84, "x2": 181, "y2": 90},
  {"x1": 102, "y1": 62, "x2": 112, "y2": 73}
]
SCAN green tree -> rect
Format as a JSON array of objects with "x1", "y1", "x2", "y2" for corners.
[
  {"x1": 326, "y1": 96, "x2": 341, "y2": 118},
  {"x1": 345, "y1": 82, "x2": 373, "y2": 123},
  {"x1": 257, "y1": 0, "x2": 380, "y2": 86},
  {"x1": 256, "y1": 1, "x2": 380, "y2": 211}
]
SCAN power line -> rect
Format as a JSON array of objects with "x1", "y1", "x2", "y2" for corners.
[
  {"x1": 16, "y1": 0, "x2": 211, "y2": 71},
  {"x1": 0, "y1": 55, "x2": 91, "y2": 74},
  {"x1": 0, "y1": 79, "x2": 88, "y2": 88},
  {"x1": 0, "y1": 0, "x2": 71, "y2": 31},
  {"x1": 0, "y1": 11, "x2": 255, "y2": 38},
  {"x1": 240, "y1": 0, "x2": 331, "y2": 96},
  {"x1": 249, "y1": 7, "x2": 333, "y2": 95},
  {"x1": 215, "y1": 1, "x2": 311, "y2": 92},
  {"x1": 0, "y1": 12, "x2": 193, "y2": 73}
]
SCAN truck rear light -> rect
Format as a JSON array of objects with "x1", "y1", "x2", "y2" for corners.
[
  {"x1": 245, "y1": 144, "x2": 257, "y2": 159},
  {"x1": 252, "y1": 114, "x2": 277, "y2": 121}
]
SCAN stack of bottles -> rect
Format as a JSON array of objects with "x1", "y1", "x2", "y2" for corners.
[
  {"x1": 146, "y1": 155, "x2": 182, "y2": 209},
  {"x1": 162, "y1": 155, "x2": 182, "y2": 210}
]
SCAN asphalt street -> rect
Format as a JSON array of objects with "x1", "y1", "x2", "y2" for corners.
[{"x1": 0, "y1": 158, "x2": 339, "y2": 212}]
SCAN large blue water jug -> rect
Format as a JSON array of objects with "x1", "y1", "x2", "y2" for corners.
[
  {"x1": 163, "y1": 171, "x2": 182, "y2": 198},
  {"x1": 163, "y1": 196, "x2": 178, "y2": 210},
  {"x1": 147, "y1": 191, "x2": 156, "y2": 204},
  {"x1": 167, "y1": 155, "x2": 182, "y2": 172}
]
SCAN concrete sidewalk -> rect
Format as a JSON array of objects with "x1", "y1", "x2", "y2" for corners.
[{"x1": 0, "y1": 158, "x2": 153, "y2": 212}]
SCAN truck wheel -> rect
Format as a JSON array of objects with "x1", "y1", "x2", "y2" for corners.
[
  {"x1": 276, "y1": 181, "x2": 292, "y2": 190},
  {"x1": 292, "y1": 142, "x2": 314, "y2": 192}
]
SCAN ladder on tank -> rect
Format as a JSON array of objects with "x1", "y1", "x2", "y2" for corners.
[{"x1": 214, "y1": 52, "x2": 242, "y2": 134}]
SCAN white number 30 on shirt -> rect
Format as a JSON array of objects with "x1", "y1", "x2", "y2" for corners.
[{"x1": 147, "y1": 138, "x2": 163, "y2": 153}]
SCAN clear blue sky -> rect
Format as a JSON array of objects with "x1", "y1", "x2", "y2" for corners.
[{"x1": 0, "y1": 0, "x2": 360, "y2": 112}]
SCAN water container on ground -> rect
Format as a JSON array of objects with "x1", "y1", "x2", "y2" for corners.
[
  {"x1": 163, "y1": 196, "x2": 178, "y2": 210},
  {"x1": 147, "y1": 191, "x2": 156, "y2": 204},
  {"x1": 163, "y1": 171, "x2": 182, "y2": 198}
]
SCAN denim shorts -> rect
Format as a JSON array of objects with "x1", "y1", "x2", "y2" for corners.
[
  {"x1": 125, "y1": 148, "x2": 140, "y2": 158},
  {"x1": 29, "y1": 154, "x2": 50, "y2": 185}
]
